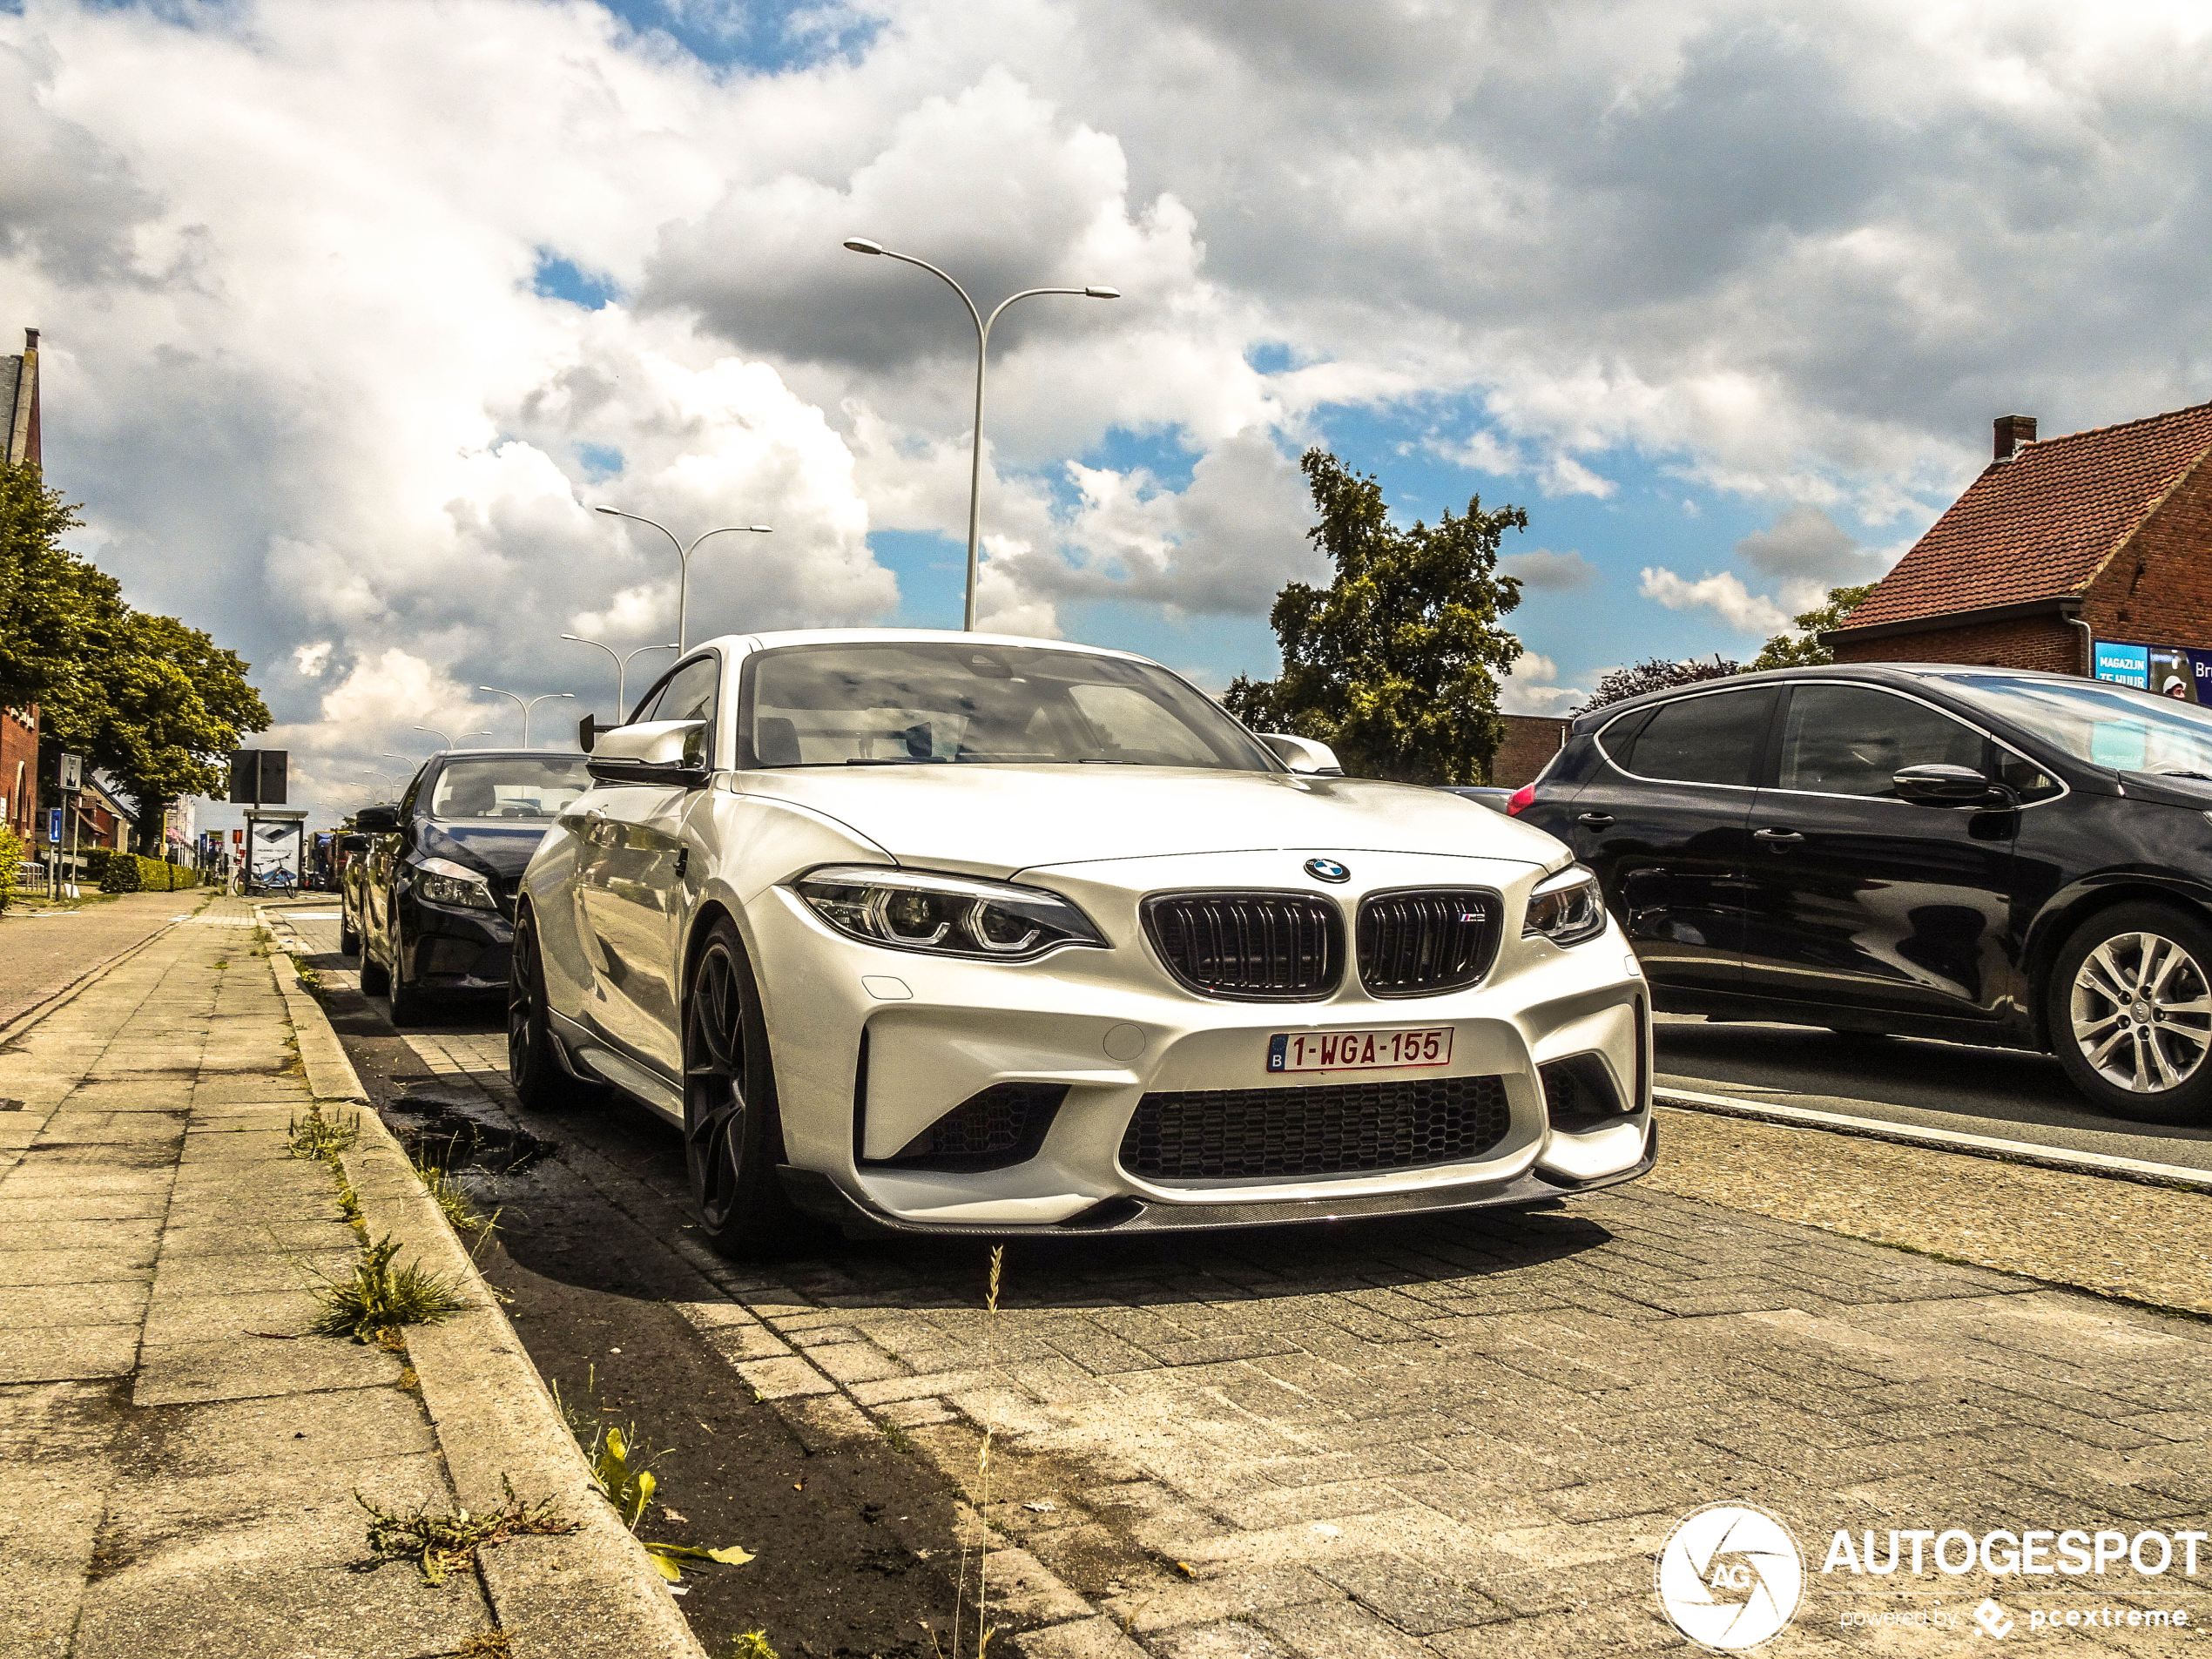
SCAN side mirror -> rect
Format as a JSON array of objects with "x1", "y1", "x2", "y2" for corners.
[
  {"x1": 1260, "y1": 733, "x2": 1345, "y2": 777},
  {"x1": 577, "y1": 712, "x2": 618, "y2": 754},
  {"x1": 586, "y1": 718, "x2": 711, "y2": 787},
  {"x1": 1893, "y1": 763, "x2": 2001, "y2": 806},
  {"x1": 354, "y1": 806, "x2": 401, "y2": 833}
]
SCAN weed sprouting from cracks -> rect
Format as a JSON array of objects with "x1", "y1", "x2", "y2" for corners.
[
  {"x1": 947, "y1": 1245, "x2": 1007, "y2": 1659},
  {"x1": 724, "y1": 1632, "x2": 779, "y2": 1659},
  {"x1": 311, "y1": 1234, "x2": 466, "y2": 1342},
  {"x1": 357, "y1": 1476, "x2": 577, "y2": 1585},
  {"x1": 555, "y1": 1368, "x2": 754, "y2": 1585},
  {"x1": 415, "y1": 1158, "x2": 496, "y2": 1238},
  {"x1": 454, "y1": 1634, "x2": 511, "y2": 1659},
  {"x1": 287, "y1": 1105, "x2": 360, "y2": 1161}
]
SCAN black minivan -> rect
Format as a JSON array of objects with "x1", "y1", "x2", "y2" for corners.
[{"x1": 1513, "y1": 664, "x2": 2212, "y2": 1123}]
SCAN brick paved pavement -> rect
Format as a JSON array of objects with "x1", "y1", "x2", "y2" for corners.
[
  {"x1": 280, "y1": 907, "x2": 2212, "y2": 1656},
  {"x1": 0, "y1": 888, "x2": 212, "y2": 1028}
]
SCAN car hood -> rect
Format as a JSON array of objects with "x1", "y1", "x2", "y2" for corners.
[
  {"x1": 734, "y1": 765, "x2": 1569, "y2": 879},
  {"x1": 420, "y1": 819, "x2": 552, "y2": 879}
]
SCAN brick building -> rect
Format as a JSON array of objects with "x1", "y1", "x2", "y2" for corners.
[
  {"x1": 1825, "y1": 403, "x2": 2212, "y2": 673},
  {"x1": 3, "y1": 327, "x2": 38, "y2": 853},
  {"x1": 1491, "y1": 712, "x2": 1569, "y2": 786}
]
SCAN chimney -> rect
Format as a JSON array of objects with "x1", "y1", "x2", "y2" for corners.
[{"x1": 1993, "y1": 414, "x2": 2037, "y2": 462}]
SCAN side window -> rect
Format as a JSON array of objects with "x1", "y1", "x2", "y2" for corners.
[
  {"x1": 1777, "y1": 685, "x2": 1987, "y2": 799},
  {"x1": 647, "y1": 655, "x2": 719, "y2": 767},
  {"x1": 1622, "y1": 690, "x2": 1777, "y2": 787},
  {"x1": 1596, "y1": 705, "x2": 1659, "y2": 772}
]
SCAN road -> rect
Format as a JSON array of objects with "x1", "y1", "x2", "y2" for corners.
[
  {"x1": 260, "y1": 901, "x2": 2212, "y2": 1657},
  {"x1": 1654, "y1": 1013, "x2": 2212, "y2": 1176}
]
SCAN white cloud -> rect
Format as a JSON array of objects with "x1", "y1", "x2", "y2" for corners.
[
  {"x1": 1501, "y1": 549, "x2": 1598, "y2": 590},
  {"x1": 1497, "y1": 651, "x2": 1586, "y2": 717},
  {"x1": 1639, "y1": 567, "x2": 1796, "y2": 637}
]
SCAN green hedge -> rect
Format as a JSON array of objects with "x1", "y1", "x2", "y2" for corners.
[
  {"x1": 96, "y1": 852, "x2": 200, "y2": 894},
  {"x1": 0, "y1": 827, "x2": 21, "y2": 913}
]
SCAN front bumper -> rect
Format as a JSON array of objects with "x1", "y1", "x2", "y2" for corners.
[
  {"x1": 398, "y1": 890, "x2": 515, "y2": 993},
  {"x1": 750, "y1": 848, "x2": 1655, "y2": 1235}
]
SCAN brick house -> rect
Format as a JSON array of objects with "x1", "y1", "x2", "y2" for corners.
[
  {"x1": 3, "y1": 327, "x2": 38, "y2": 853},
  {"x1": 1492, "y1": 712, "x2": 1569, "y2": 786},
  {"x1": 1825, "y1": 404, "x2": 2212, "y2": 673}
]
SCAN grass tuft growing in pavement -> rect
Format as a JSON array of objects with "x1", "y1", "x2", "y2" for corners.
[
  {"x1": 356, "y1": 1476, "x2": 577, "y2": 1586},
  {"x1": 453, "y1": 1634, "x2": 510, "y2": 1659},
  {"x1": 723, "y1": 1633, "x2": 779, "y2": 1659},
  {"x1": 414, "y1": 1157, "x2": 496, "y2": 1238},
  {"x1": 553, "y1": 1366, "x2": 755, "y2": 1585},
  {"x1": 311, "y1": 1234, "x2": 466, "y2": 1342},
  {"x1": 287, "y1": 1105, "x2": 360, "y2": 1160}
]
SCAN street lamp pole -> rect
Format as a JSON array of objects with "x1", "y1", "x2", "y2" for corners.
[
  {"x1": 478, "y1": 688, "x2": 576, "y2": 748},
  {"x1": 842, "y1": 237, "x2": 1119, "y2": 631},
  {"x1": 589, "y1": 511, "x2": 772, "y2": 654},
  {"x1": 559, "y1": 635, "x2": 680, "y2": 717}
]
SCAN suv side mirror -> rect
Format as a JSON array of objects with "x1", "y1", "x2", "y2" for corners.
[
  {"x1": 354, "y1": 805, "x2": 401, "y2": 833},
  {"x1": 1260, "y1": 733, "x2": 1345, "y2": 777},
  {"x1": 1893, "y1": 763, "x2": 2001, "y2": 806},
  {"x1": 577, "y1": 712, "x2": 617, "y2": 754}
]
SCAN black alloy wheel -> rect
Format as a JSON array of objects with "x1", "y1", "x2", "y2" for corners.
[
  {"x1": 683, "y1": 918, "x2": 803, "y2": 1258},
  {"x1": 358, "y1": 910, "x2": 392, "y2": 996},
  {"x1": 339, "y1": 900, "x2": 361, "y2": 957},
  {"x1": 387, "y1": 920, "x2": 427, "y2": 1026},
  {"x1": 509, "y1": 907, "x2": 591, "y2": 1111},
  {"x1": 2049, "y1": 900, "x2": 2212, "y2": 1126}
]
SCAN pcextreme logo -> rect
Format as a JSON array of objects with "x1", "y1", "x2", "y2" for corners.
[{"x1": 1656, "y1": 1503, "x2": 1807, "y2": 1651}]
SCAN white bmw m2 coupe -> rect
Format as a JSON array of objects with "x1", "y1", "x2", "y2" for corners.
[{"x1": 509, "y1": 630, "x2": 1654, "y2": 1256}]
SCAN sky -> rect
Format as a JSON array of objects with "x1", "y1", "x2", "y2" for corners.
[{"x1": 8, "y1": 0, "x2": 2212, "y2": 833}]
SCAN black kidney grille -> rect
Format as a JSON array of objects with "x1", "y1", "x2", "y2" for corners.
[
  {"x1": 1143, "y1": 893, "x2": 1342, "y2": 1000},
  {"x1": 1120, "y1": 1074, "x2": 1511, "y2": 1180},
  {"x1": 1358, "y1": 889, "x2": 1501, "y2": 997}
]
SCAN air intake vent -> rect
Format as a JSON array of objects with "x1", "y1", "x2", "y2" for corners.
[
  {"x1": 880, "y1": 1082, "x2": 1068, "y2": 1172},
  {"x1": 1357, "y1": 889, "x2": 1501, "y2": 997},
  {"x1": 1120, "y1": 1075, "x2": 1511, "y2": 1181},
  {"x1": 1143, "y1": 893, "x2": 1342, "y2": 1001}
]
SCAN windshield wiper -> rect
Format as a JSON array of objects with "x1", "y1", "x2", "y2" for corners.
[
  {"x1": 843, "y1": 757, "x2": 941, "y2": 765},
  {"x1": 2155, "y1": 770, "x2": 2212, "y2": 781}
]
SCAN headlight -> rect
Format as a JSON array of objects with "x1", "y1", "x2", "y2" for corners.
[
  {"x1": 415, "y1": 857, "x2": 496, "y2": 910},
  {"x1": 1523, "y1": 865, "x2": 1606, "y2": 947},
  {"x1": 794, "y1": 866, "x2": 1105, "y2": 960}
]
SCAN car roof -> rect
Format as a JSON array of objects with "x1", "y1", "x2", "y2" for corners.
[
  {"x1": 691, "y1": 627, "x2": 1157, "y2": 666},
  {"x1": 1568, "y1": 661, "x2": 2084, "y2": 733}
]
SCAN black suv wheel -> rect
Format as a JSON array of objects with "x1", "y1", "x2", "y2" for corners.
[
  {"x1": 2049, "y1": 901, "x2": 2212, "y2": 1125},
  {"x1": 683, "y1": 918, "x2": 805, "y2": 1259}
]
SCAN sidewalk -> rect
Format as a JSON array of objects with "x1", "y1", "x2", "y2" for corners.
[
  {"x1": 0, "y1": 898, "x2": 699, "y2": 1659},
  {"x1": 0, "y1": 888, "x2": 206, "y2": 1029}
]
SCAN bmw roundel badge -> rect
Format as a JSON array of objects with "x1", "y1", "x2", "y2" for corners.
[{"x1": 1304, "y1": 857, "x2": 1351, "y2": 884}]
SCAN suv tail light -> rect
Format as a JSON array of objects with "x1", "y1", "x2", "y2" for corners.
[{"x1": 1507, "y1": 784, "x2": 1535, "y2": 816}]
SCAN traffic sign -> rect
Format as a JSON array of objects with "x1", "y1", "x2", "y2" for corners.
[
  {"x1": 58, "y1": 752, "x2": 81, "y2": 793},
  {"x1": 48, "y1": 807, "x2": 61, "y2": 844}
]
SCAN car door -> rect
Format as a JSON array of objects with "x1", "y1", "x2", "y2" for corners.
[
  {"x1": 1739, "y1": 681, "x2": 2018, "y2": 1022},
  {"x1": 1569, "y1": 685, "x2": 1778, "y2": 995},
  {"x1": 577, "y1": 651, "x2": 719, "y2": 1074}
]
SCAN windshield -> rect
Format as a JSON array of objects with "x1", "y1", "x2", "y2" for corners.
[
  {"x1": 429, "y1": 756, "x2": 593, "y2": 819},
  {"x1": 1941, "y1": 674, "x2": 2212, "y2": 779},
  {"x1": 745, "y1": 643, "x2": 1278, "y2": 772}
]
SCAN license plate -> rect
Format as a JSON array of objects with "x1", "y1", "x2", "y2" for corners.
[{"x1": 1267, "y1": 1028, "x2": 1453, "y2": 1074}]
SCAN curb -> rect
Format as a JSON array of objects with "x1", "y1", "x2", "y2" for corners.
[
  {"x1": 263, "y1": 941, "x2": 707, "y2": 1659},
  {"x1": 1656, "y1": 1086, "x2": 2212, "y2": 1194}
]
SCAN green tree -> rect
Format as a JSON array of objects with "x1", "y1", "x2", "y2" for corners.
[
  {"x1": 1223, "y1": 449, "x2": 1527, "y2": 785},
  {"x1": 45, "y1": 610, "x2": 272, "y2": 853},
  {"x1": 0, "y1": 460, "x2": 118, "y2": 712},
  {"x1": 1578, "y1": 654, "x2": 1740, "y2": 712},
  {"x1": 1750, "y1": 583, "x2": 1876, "y2": 671}
]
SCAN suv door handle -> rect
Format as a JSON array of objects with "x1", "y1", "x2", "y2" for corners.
[
  {"x1": 1577, "y1": 813, "x2": 1615, "y2": 829},
  {"x1": 1753, "y1": 827, "x2": 1804, "y2": 844}
]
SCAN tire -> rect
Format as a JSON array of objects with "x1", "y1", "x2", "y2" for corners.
[
  {"x1": 2048, "y1": 901, "x2": 2212, "y2": 1125},
  {"x1": 358, "y1": 927, "x2": 392, "y2": 996},
  {"x1": 683, "y1": 918, "x2": 805, "y2": 1259},
  {"x1": 509, "y1": 907, "x2": 594, "y2": 1112},
  {"x1": 388, "y1": 934, "x2": 428, "y2": 1027},
  {"x1": 339, "y1": 904, "x2": 361, "y2": 957}
]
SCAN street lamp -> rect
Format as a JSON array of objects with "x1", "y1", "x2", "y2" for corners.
[
  {"x1": 478, "y1": 687, "x2": 575, "y2": 748},
  {"x1": 412, "y1": 725, "x2": 492, "y2": 750},
  {"x1": 559, "y1": 635, "x2": 680, "y2": 717},
  {"x1": 357, "y1": 765, "x2": 400, "y2": 795},
  {"x1": 590, "y1": 509, "x2": 771, "y2": 653},
  {"x1": 842, "y1": 236, "x2": 1119, "y2": 631}
]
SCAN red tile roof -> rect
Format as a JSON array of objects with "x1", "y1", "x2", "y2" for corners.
[{"x1": 1840, "y1": 401, "x2": 2212, "y2": 631}]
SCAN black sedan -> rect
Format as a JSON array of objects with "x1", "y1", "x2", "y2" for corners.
[
  {"x1": 349, "y1": 750, "x2": 590, "y2": 1023},
  {"x1": 1511, "y1": 664, "x2": 2212, "y2": 1124}
]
